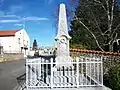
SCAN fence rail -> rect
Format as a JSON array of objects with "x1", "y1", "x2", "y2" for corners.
[{"x1": 26, "y1": 56, "x2": 103, "y2": 89}]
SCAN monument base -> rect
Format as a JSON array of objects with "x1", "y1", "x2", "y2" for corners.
[{"x1": 55, "y1": 55, "x2": 73, "y2": 69}]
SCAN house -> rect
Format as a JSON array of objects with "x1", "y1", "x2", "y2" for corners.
[{"x1": 0, "y1": 29, "x2": 30, "y2": 56}]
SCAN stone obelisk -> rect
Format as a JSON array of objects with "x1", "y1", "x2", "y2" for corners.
[{"x1": 55, "y1": 3, "x2": 72, "y2": 68}]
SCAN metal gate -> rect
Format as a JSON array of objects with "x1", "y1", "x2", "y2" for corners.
[{"x1": 26, "y1": 56, "x2": 103, "y2": 89}]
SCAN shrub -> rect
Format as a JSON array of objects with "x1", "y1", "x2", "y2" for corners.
[
  {"x1": 107, "y1": 65, "x2": 120, "y2": 90},
  {"x1": 70, "y1": 44, "x2": 87, "y2": 49}
]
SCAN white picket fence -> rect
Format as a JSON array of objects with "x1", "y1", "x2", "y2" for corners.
[{"x1": 26, "y1": 56, "x2": 103, "y2": 89}]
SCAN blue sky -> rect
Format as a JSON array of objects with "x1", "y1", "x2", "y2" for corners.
[{"x1": 0, "y1": 0, "x2": 76, "y2": 47}]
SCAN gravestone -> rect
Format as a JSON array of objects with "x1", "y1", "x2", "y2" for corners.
[{"x1": 55, "y1": 3, "x2": 72, "y2": 68}]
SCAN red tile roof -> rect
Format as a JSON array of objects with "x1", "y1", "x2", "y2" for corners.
[
  {"x1": 0, "y1": 30, "x2": 19, "y2": 37},
  {"x1": 70, "y1": 48, "x2": 120, "y2": 55}
]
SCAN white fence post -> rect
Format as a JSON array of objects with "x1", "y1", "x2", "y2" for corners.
[
  {"x1": 51, "y1": 58, "x2": 53, "y2": 88},
  {"x1": 101, "y1": 57, "x2": 103, "y2": 86},
  {"x1": 26, "y1": 61, "x2": 28, "y2": 89},
  {"x1": 86, "y1": 57, "x2": 87, "y2": 85},
  {"x1": 89, "y1": 58, "x2": 91, "y2": 84},
  {"x1": 76, "y1": 57, "x2": 79, "y2": 88},
  {"x1": 81, "y1": 57, "x2": 83, "y2": 86},
  {"x1": 97, "y1": 58, "x2": 99, "y2": 84}
]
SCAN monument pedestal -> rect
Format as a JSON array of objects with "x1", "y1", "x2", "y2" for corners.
[{"x1": 55, "y1": 55, "x2": 73, "y2": 69}]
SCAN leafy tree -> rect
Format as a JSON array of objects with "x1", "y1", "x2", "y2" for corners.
[
  {"x1": 70, "y1": 0, "x2": 120, "y2": 51},
  {"x1": 32, "y1": 39, "x2": 38, "y2": 50}
]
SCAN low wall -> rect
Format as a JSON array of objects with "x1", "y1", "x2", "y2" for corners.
[
  {"x1": 0, "y1": 53, "x2": 24, "y2": 62},
  {"x1": 70, "y1": 49, "x2": 120, "y2": 75}
]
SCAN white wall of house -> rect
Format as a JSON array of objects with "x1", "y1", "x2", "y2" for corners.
[{"x1": 0, "y1": 29, "x2": 30, "y2": 56}]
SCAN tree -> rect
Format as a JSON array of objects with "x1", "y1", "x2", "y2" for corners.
[
  {"x1": 32, "y1": 39, "x2": 38, "y2": 50},
  {"x1": 70, "y1": 0, "x2": 120, "y2": 51}
]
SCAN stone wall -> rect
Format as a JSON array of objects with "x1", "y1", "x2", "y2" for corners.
[
  {"x1": 70, "y1": 49, "x2": 120, "y2": 75},
  {"x1": 0, "y1": 53, "x2": 24, "y2": 62},
  {"x1": 103, "y1": 54, "x2": 120, "y2": 75}
]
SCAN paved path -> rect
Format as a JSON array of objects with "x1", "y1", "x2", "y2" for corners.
[
  {"x1": 39, "y1": 87, "x2": 111, "y2": 90},
  {"x1": 16, "y1": 86, "x2": 111, "y2": 90},
  {"x1": 0, "y1": 60, "x2": 25, "y2": 90}
]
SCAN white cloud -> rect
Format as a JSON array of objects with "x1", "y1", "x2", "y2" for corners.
[
  {"x1": 3, "y1": 15, "x2": 18, "y2": 17},
  {"x1": 14, "y1": 24, "x2": 23, "y2": 26},
  {"x1": 24, "y1": 16, "x2": 49, "y2": 21},
  {"x1": 0, "y1": 15, "x2": 21, "y2": 19},
  {"x1": 0, "y1": 20, "x2": 21, "y2": 23},
  {"x1": 0, "y1": 15, "x2": 22, "y2": 20},
  {"x1": 0, "y1": 16, "x2": 49, "y2": 23}
]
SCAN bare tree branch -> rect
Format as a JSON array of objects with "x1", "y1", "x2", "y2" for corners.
[
  {"x1": 109, "y1": 33, "x2": 118, "y2": 45},
  {"x1": 101, "y1": 43, "x2": 109, "y2": 46},
  {"x1": 96, "y1": 34, "x2": 103, "y2": 38},
  {"x1": 71, "y1": 0, "x2": 119, "y2": 51},
  {"x1": 112, "y1": 33, "x2": 118, "y2": 45},
  {"x1": 112, "y1": 23, "x2": 120, "y2": 36},
  {"x1": 106, "y1": 0, "x2": 111, "y2": 33},
  {"x1": 88, "y1": 6, "x2": 104, "y2": 36},
  {"x1": 103, "y1": 30, "x2": 110, "y2": 35},
  {"x1": 110, "y1": 0, "x2": 115, "y2": 25},
  {"x1": 93, "y1": 0, "x2": 107, "y2": 11},
  {"x1": 74, "y1": 15, "x2": 104, "y2": 51}
]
